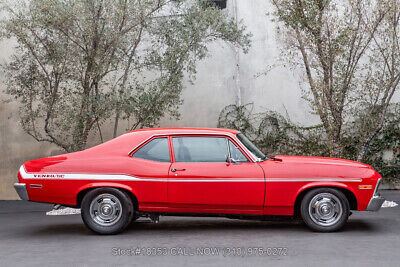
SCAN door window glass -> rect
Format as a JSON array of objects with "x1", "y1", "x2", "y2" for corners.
[{"x1": 172, "y1": 137, "x2": 228, "y2": 162}]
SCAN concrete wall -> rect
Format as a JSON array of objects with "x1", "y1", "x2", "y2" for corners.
[
  {"x1": 0, "y1": 0, "x2": 307, "y2": 199},
  {"x1": 0, "y1": 0, "x2": 398, "y2": 199},
  {"x1": 161, "y1": 0, "x2": 314, "y2": 129}
]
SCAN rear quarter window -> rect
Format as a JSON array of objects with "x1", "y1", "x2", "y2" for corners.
[{"x1": 132, "y1": 138, "x2": 170, "y2": 162}]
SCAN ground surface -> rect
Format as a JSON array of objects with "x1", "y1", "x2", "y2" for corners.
[{"x1": 0, "y1": 190, "x2": 399, "y2": 267}]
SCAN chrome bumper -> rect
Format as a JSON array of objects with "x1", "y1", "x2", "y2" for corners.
[
  {"x1": 366, "y1": 195, "x2": 385, "y2": 211},
  {"x1": 366, "y1": 178, "x2": 385, "y2": 211},
  {"x1": 14, "y1": 183, "x2": 29, "y2": 200}
]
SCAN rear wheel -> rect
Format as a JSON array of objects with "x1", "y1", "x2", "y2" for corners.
[
  {"x1": 300, "y1": 188, "x2": 349, "y2": 232},
  {"x1": 81, "y1": 188, "x2": 133, "y2": 235}
]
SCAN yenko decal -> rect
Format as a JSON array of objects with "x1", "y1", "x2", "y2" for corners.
[{"x1": 33, "y1": 174, "x2": 65, "y2": 179}]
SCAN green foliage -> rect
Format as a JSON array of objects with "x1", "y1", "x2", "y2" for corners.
[
  {"x1": 270, "y1": 0, "x2": 400, "y2": 161},
  {"x1": 348, "y1": 104, "x2": 400, "y2": 181},
  {"x1": 218, "y1": 103, "x2": 400, "y2": 181},
  {"x1": 0, "y1": 0, "x2": 251, "y2": 152}
]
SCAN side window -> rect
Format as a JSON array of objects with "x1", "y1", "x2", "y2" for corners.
[
  {"x1": 228, "y1": 140, "x2": 249, "y2": 162},
  {"x1": 132, "y1": 138, "x2": 170, "y2": 162},
  {"x1": 173, "y1": 137, "x2": 228, "y2": 162}
]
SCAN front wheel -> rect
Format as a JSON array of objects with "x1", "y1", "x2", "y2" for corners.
[
  {"x1": 81, "y1": 188, "x2": 134, "y2": 235},
  {"x1": 300, "y1": 188, "x2": 350, "y2": 232}
]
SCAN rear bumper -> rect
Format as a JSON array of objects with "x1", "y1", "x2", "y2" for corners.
[{"x1": 14, "y1": 183, "x2": 29, "y2": 200}]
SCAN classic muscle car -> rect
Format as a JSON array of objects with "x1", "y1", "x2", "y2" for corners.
[{"x1": 14, "y1": 128, "x2": 385, "y2": 234}]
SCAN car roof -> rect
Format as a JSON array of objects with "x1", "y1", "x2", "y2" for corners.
[
  {"x1": 81, "y1": 127, "x2": 241, "y2": 157},
  {"x1": 126, "y1": 127, "x2": 240, "y2": 135}
]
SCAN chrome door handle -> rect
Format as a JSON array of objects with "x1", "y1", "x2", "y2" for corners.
[{"x1": 171, "y1": 168, "x2": 186, "y2": 172}]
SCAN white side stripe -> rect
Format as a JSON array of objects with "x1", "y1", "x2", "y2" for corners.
[
  {"x1": 19, "y1": 166, "x2": 362, "y2": 182},
  {"x1": 266, "y1": 178, "x2": 362, "y2": 182}
]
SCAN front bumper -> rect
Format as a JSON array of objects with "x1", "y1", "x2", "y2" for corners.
[
  {"x1": 366, "y1": 178, "x2": 385, "y2": 211},
  {"x1": 366, "y1": 195, "x2": 385, "y2": 211},
  {"x1": 14, "y1": 183, "x2": 29, "y2": 200}
]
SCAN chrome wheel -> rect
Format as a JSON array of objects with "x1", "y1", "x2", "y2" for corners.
[
  {"x1": 89, "y1": 193, "x2": 122, "y2": 227},
  {"x1": 308, "y1": 193, "x2": 343, "y2": 227}
]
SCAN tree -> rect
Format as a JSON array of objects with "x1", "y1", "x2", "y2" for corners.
[
  {"x1": 356, "y1": 2, "x2": 400, "y2": 160},
  {"x1": 0, "y1": 0, "x2": 250, "y2": 152},
  {"x1": 270, "y1": 0, "x2": 399, "y2": 160},
  {"x1": 218, "y1": 102, "x2": 400, "y2": 180}
]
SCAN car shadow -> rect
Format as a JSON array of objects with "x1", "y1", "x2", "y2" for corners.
[
  {"x1": 20, "y1": 216, "x2": 380, "y2": 237},
  {"x1": 18, "y1": 223, "x2": 88, "y2": 237},
  {"x1": 341, "y1": 219, "x2": 376, "y2": 232},
  {"x1": 126, "y1": 217, "x2": 378, "y2": 233}
]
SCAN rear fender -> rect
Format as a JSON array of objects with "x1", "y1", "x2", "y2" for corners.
[{"x1": 75, "y1": 182, "x2": 138, "y2": 205}]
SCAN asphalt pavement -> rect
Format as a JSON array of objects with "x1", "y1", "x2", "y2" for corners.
[{"x1": 0, "y1": 190, "x2": 399, "y2": 267}]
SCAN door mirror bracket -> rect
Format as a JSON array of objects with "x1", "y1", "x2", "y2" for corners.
[{"x1": 226, "y1": 156, "x2": 240, "y2": 164}]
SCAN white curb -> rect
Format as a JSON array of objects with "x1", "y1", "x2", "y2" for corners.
[
  {"x1": 46, "y1": 207, "x2": 81, "y2": 216},
  {"x1": 381, "y1": 200, "x2": 398, "y2": 208}
]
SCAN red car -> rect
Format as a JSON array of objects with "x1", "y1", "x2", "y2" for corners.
[{"x1": 14, "y1": 128, "x2": 384, "y2": 234}]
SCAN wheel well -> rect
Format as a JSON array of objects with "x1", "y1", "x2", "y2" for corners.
[
  {"x1": 293, "y1": 186, "x2": 358, "y2": 217},
  {"x1": 76, "y1": 187, "x2": 139, "y2": 211}
]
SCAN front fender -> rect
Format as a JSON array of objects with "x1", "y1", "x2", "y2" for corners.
[{"x1": 293, "y1": 181, "x2": 358, "y2": 207}]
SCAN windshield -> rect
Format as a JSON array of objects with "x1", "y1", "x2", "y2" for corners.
[{"x1": 236, "y1": 133, "x2": 266, "y2": 161}]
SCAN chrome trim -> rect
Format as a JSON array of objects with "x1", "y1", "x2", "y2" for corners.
[
  {"x1": 226, "y1": 138, "x2": 231, "y2": 160},
  {"x1": 29, "y1": 184, "x2": 43, "y2": 189},
  {"x1": 373, "y1": 178, "x2": 382, "y2": 195},
  {"x1": 14, "y1": 183, "x2": 29, "y2": 200}
]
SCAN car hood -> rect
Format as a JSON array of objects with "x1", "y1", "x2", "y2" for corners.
[
  {"x1": 272, "y1": 155, "x2": 372, "y2": 169},
  {"x1": 258, "y1": 155, "x2": 378, "y2": 181}
]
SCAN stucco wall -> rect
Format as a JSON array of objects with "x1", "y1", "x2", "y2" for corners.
[
  {"x1": 160, "y1": 0, "x2": 315, "y2": 129},
  {"x1": 0, "y1": 0, "x2": 398, "y2": 199},
  {"x1": 0, "y1": 39, "x2": 61, "y2": 199}
]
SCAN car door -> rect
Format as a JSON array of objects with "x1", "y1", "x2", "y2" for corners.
[
  {"x1": 128, "y1": 137, "x2": 172, "y2": 210},
  {"x1": 167, "y1": 135, "x2": 265, "y2": 213}
]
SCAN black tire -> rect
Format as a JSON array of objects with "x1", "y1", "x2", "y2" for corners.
[
  {"x1": 300, "y1": 188, "x2": 349, "y2": 232},
  {"x1": 81, "y1": 187, "x2": 134, "y2": 235}
]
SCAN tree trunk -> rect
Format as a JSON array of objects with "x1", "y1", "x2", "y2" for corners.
[
  {"x1": 113, "y1": 111, "x2": 120, "y2": 138},
  {"x1": 357, "y1": 144, "x2": 368, "y2": 162},
  {"x1": 328, "y1": 127, "x2": 343, "y2": 158},
  {"x1": 330, "y1": 139, "x2": 343, "y2": 158}
]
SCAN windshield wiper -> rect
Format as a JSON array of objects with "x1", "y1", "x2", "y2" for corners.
[{"x1": 269, "y1": 155, "x2": 282, "y2": 162}]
